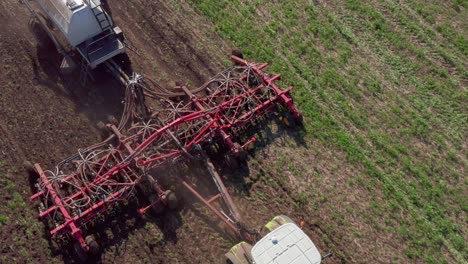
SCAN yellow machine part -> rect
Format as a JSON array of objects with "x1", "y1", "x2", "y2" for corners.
[
  {"x1": 264, "y1": 215, "x2": 295, "y2": 233},
  {"x1": 226, "y1": 241, "x2": 253, "y2": 264}
]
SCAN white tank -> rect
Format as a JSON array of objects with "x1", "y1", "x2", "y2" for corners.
[{"x1": 36, "y1": 0, "x2": 110, "y2": 47}]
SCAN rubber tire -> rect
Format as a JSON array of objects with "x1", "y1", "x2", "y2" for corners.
[
  {"x1": 73, "y1": 242, "x2": 88, "y2": 262},
  {"x1": 166, "y1": 191, "x2": 178, "y2": 210},
  {"x1": 233, "y1": 143, "x2": 248, "y2": 161},
  {"x1": 232, "y1": 48, "x2": 244, "y2": 59},
  {"x1": 23, "y1": 160, "x2": 35, "y2": 173},
  {"x1": 237, "y1": 150, "x2": 248, "y2": 161},
  {"x1": 282, "y1": 112, "x2": 296, "y2": 128},
  {"x1": 225, "y1": 155, "x2": 239, "y2": 169},
  {"x1": 107, "y1": 115, "x2": 119, "y2": 126},
  {"x1": 30, "y1": 21, "x2": 53, "y2": 50},
  {"x1": 97, "y1": 121, "x2": 107, "y2": 131},
  {"x1": 85, "y1": 235, "x2": 100, "y2": 255},
  {"x1": 294, "y1": 113, "x2": 304, "y2": 127}
]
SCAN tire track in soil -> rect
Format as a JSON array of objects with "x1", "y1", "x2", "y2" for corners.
[{"x1": 109, "y1": 0, "x2": 226, "y2": 88}]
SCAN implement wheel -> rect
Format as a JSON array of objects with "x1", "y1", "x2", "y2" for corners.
[
  {"x1": 73, "y1": 242, "x2": 87, "y2": 262},
  {"x1": 166, "y1": 191, "x2": 178, "y2": 210},
  {"x1": 97, "y1": 121, "x2": 109, "y2": 138},
  {"x1": 107, "y1": 115, "x2": 119, "y2": 126},
  {"x1": 234, "y1": 143, "x2": 248, "y2": 161},
  {"x1": 232, "y1": 48, "x2": 244, "y2": 59},
  {"x1": 97, "y1": 121, "x2": 106, "y2": 131},
  {"x1": 85, "y1": 235, "x2": 100, "y2": 255},
  {"x1": 282, "y1": 112, "x2": 296, "y2": 128},
  {"x1": 294, "y1": 113, "x2": 304, "y2": 127},
  {"x1": 224, "y1": 154, "x2": 239, "y2": 169},
  {"x1": 23, "y1": 160, "x2": 35, "y2": 173}
]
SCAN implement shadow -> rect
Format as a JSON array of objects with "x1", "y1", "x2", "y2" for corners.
[
  {"x1": 54, "y1": 194, "x2": 183, "y2": 263},
  {"x1": 29, "y1": 42, "x2": 128, "y2": 127},
  {"x1": 162, "y1": 113, "x2": 308, "y2": 243},
  {"x1": 219, "y1": 112, "x2": 308, "y2": 195}
]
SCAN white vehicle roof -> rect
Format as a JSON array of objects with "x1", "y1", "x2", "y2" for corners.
[
  {"x1": 251, "y1": 223, "x2": 321, "y2": 264},
  {"x1": 37, "y1": 0, "x2": 107, "y2": 46}
]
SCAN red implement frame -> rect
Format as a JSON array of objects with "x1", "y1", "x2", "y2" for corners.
[{"x1": 30, "y1": 56, "x2": 302, "y2": 252}]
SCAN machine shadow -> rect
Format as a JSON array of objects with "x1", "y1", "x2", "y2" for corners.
[
  {"x1": 29, "y1": 39, "x2": 129, "y2": 128},
  {"x1": 220, "y1": 113, "x2": 307, "y2": 193},
  {"x1": 53, "y1": 196, "x2": 184, "y2": 263}
]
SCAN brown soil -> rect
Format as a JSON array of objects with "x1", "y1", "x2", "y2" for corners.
[{"x1": 0, "y1": 1, "x2": 339, "y2": 264}]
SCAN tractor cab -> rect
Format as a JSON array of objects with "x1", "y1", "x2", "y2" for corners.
[{"x1": 226, "y1": 215, "x2": 322, "y2": 264}]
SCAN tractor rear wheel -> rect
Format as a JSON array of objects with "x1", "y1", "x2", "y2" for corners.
[{"x1": 30, "y1": 20, "x2": 53, "y2": 49}]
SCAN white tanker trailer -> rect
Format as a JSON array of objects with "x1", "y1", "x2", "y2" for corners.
[{"x1": 22, "y1": 0, "x2": 125, "y2": 74}]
